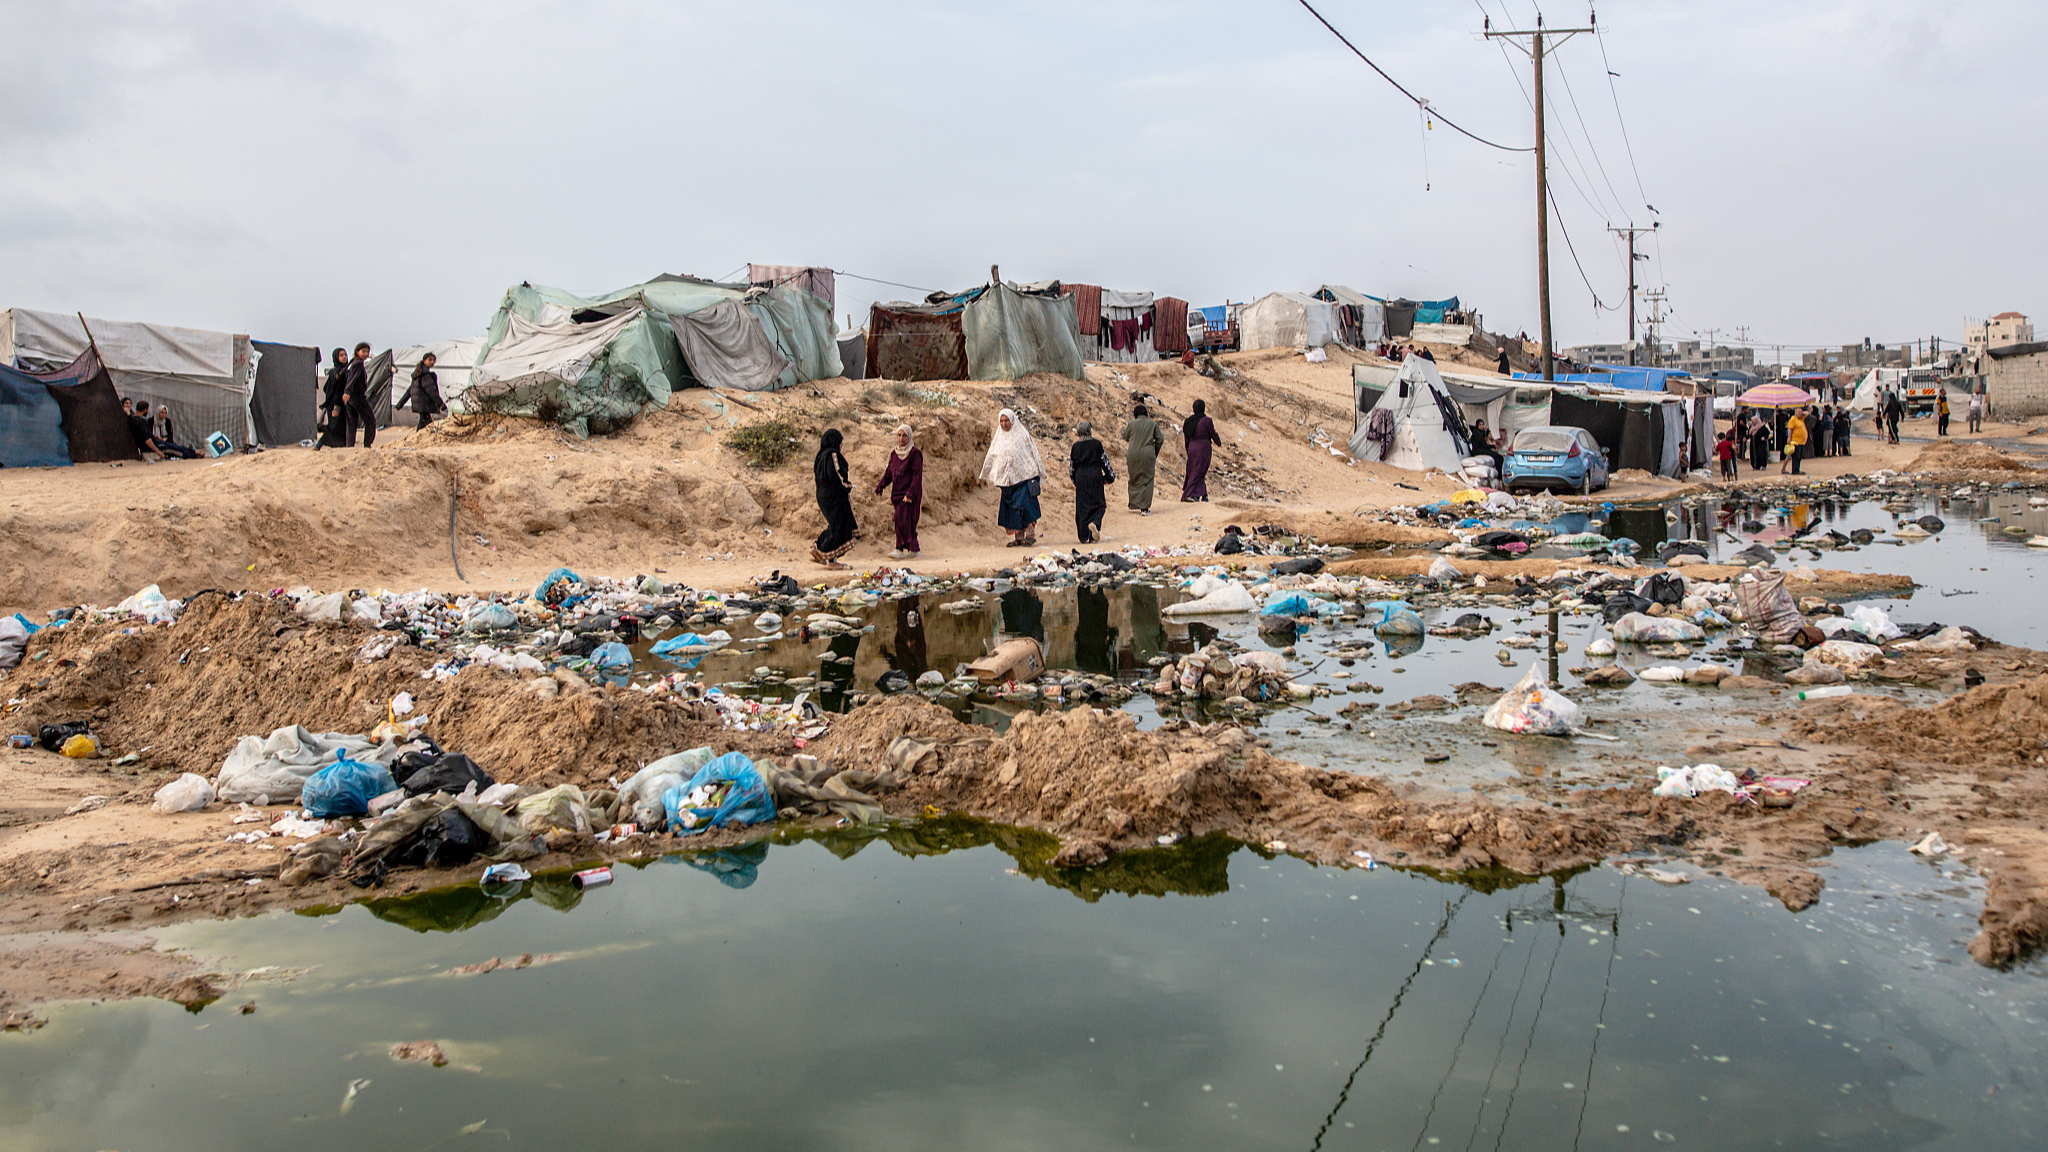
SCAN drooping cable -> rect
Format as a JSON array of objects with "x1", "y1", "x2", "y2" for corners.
[{"x1": 1293, "y1": 0, "x2": 1532, "y2": 153}]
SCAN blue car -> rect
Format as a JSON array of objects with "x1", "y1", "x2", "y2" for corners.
[{"x1": 1500, "y1": 426, "x2": 1610, "y2": 495}]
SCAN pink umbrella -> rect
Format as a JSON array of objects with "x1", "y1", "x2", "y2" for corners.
[{"x1": 1736, "y1": 381, "x2": 1819, "y2": 408}]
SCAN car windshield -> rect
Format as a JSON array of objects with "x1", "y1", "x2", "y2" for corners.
[{"x1": 1511, "y1": 430, "x2": 1576, "y2": 453}]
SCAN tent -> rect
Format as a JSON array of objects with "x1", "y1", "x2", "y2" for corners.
[
  {"x1": 249, "y1": 341, "x2": 319, "y2": 445},
  {"x1": 836, "y1": 329, "x2": 866, "y2": 381},
  {"x1": 1847, "y1": 367, "x2": 1904, "y2": 411},
  {"x1": 2, "y1": 308, "x2": 254, "y2": 452},
  {"x1": 1313, "y1": 286, "x2": 1385, "y2": 347},
  {"x1": 12, "y1": 344, "x2": 135, "y2": 462},
  {"x1": 472, "y1": 276, "x2": 841, "y2": 435},
  {"x1": 748, "y1": 265, "x2": 835, "y2": 309},
  {"x1": 1089, "y1": 288, "x2": 1156, "y2": 364},
  {"x1": 867, "y1": 280, "x2": 1084, "y2": 382},
  {"x1": 391, "y1": 338, "x2": 485, "y2": 418},
  {"x1": 1516, "y1": 365, "x2": 1692, "y2": 392},
  {"x1": 1239, "y1": 292, "x2": 1337, "y2": 352},
  {"x1": 1348, "y1": 356, "x2": 1472, "y2": 472}
]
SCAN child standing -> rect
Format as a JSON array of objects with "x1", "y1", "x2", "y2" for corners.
[{"x1": 1715, "y1": 430, "x2": 1738, "y2": 480}]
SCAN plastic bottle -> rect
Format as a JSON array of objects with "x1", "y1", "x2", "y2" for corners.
[{"x1": 1796, "y1": 685, "x2": 1853, "y2": 700}]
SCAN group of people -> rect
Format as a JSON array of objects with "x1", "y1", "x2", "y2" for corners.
[
  {"x1": 315, "y1": 343, "x2": 447, "y2": 450},
  {"x1": 806, "y1": 399, "x2": 1223, "y2": 568},
  {"x1": 1713, "y1": 405, "x2": 1853, "y2": 479},
  {"x1": 122, "y1": 397, "x2": 198, "y2": 460}
]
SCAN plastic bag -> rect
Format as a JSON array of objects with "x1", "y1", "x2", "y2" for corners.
[
  {"x1": 650, "y1": 631, "x2": 732, "y2": 667},
  {"x1": 116, "y1": 584, "x2": 176, "y2": 623},
  {"x1": 1163, "y1": 581, "x2": 1257, "y2": 616},
  {"x1": 1733, "y1": 571, "x2": 1802, "y2": 643},
  {"x1": 392, "y1": 808, "x2": 492, "y2": 867},
  {"x1": 465, "y1": 602, "x2": 518, "y2": 631},
  {"x1": 621, "y1": 748, "x2": 716, "y2": 829},
  {"x1": 37, "y1": 721, "x2": 92, "y2": 752},
  {"x1": 301, "y1": 753, "x2": 399, "y2": 819},
  {"x1": 60, "y1": 734, "x2": 97, "y2": 758},
  {"x1": 1652, "y1": 763, "x2": 1740, "y2": 798},
  {"x1": 590, "y1": 641, "x2": 633, "y2": 686},
  {"x1": 399, "y1": 753, "x2": 495, "y2": 797},
  {"x1": 1807, "y1": 640, "x2": 1883, "y2": 671},
  {"x1": 1610, "y1": 612, "x2": 1706, "y2": 643},
  {"x1": 1262, "y1": 591, "x2": 1340, "y2": 618},
  {"x1": 1427, "y1": 557, "x2": 1461, "y2": 580},
  {"x1": 216, "y1": 726, "x2": 397, "y2": 805},
  {"x1": 0, "y1": 613, "x2": 34, "y2": 670},
  {"x1": 1482, "y1": 664, "x2": 1585, "y2": 736},
  {"x1": 1894, "y1": 625, "x2": 1975, "y2": 654},
  {"x1": 662, "y1": 752, "x2": 777, "y2": 835},
  {"x1": 1642, "y1": 572, "x2": 1686, "y2": 606},
  {"x1": 513, "y1": 784, "x2": 594, "y2": 836},
  {"x1": 1367, "y1": 600, "x2": 1424, "y2": 636},
  {"x1": 152, "y1": 772, "x2": 216, "y2": 813}
]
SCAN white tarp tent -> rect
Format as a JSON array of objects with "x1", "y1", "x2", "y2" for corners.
[
  {"x1": 1848, "y1": 367, "x2": 1904, "y2": 411},
  {"x1": 1313, "y1": 285, "x2": 1386, "y2": 346},
  {"x1": 1349, "y1": 356, "x2": 1472, "y2": 473},
  {"x1": 392, "y1": 337, "x2": 485, "y2": 414},
  {"x1": 1239, "y1": 291, "x2": 1338, "y2": 351},
  {"x1": 1, "y1": 308, "x2": 252, "y2": 450},
  {"x1": 472, "y1": 308, "x2": 645, "y2": 395}
]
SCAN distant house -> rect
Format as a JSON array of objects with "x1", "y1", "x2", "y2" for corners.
[{"x1": 1986, "y1": 341, "x2": 2048, "y2": 419}]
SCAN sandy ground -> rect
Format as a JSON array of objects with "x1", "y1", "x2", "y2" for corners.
[{"x1": 6, "y1": 349, "x2": 2048, "y2": 1024}]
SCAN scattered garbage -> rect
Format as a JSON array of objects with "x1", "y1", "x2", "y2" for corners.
[
  {"x1": 662, "y1": 752, "x2": 777, "y2": 834},
  {"x1": 1482, "y1": 665, "x2": 1585, "y2": 737},
  {"x1": 217, "y1": 727, "x2": 400, "y2": 805},
  {"x1": 1163, "y1": 578, "x2": 1257, "y2": 616},
  {"x1": 1610, "y1": 613, "x2": 1706, "y2": 644},
  {"x1": 572, "y1": 866, "x2": 613, "y2": 890},
  {"x1": 151, "y1": 772, "x2": 216, "y2": 813},
  {"x1": 967, "y1": 637, "x2": 1044, "y2": 684},
  {"x1": 59, "y1": 733, "x2": 98, "y2": 758},
  {"x1": 1909, "y1": 832, "x2": 1950, "y2": 857}
]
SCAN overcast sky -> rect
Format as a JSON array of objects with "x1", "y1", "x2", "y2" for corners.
[{"x1": 2, "y1": 0, "x2": 2038, "y2": 366}]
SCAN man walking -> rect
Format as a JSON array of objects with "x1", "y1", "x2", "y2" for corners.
[
  {"x1": 1968, "y1": 389, "x2": 1984, "y2": 434},
  {"x1": 343, "y1": 341, "x2": 376, "y2": 448}
]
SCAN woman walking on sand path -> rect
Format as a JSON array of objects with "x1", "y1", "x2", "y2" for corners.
[
  {"x1": 1746, "y1": 410, "x2": 1770, "y2": 472},
  {"x1": 979, "y1": 408, "x2": 1045, "y2": 548},
  {"x1": 875, "y1": 423, "x2": 923, "y2": 560},
  {"x1": 810, "y1": 428, "x2": 858, "y2": 569},
  {"x1": 1121, "y1": 403, "x2": 1163, "y2": 514},
  {"x1": 1181, "y1": 398, "x2": 1220, "y2": 502},
  {"x1": 1070, "y1": 421, "x2": 1113, "y2": 544}
]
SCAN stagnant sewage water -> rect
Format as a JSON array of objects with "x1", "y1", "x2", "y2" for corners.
[{"x1": 5, "y1": 487, "x2": 2048, "y2": 1149}]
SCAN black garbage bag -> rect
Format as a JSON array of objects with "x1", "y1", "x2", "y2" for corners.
[
  {"x1": 1916, "y1": 515, "x2": 1945, "y2": 533},
  {"x1": 1215, "y1": 532, "x2": 1245, "y2": 555},
  {"x1": 876, "y1": 669, "x2": 913, "y2": 694},
  {"x1": 1090, "y1": 552, "x2": 1135, "y2": 571},
  {"x1": 399, "y1": 753, "x2": 495, "y2": 797},
  {"x1": 37, "y1": 721, "x2": 92, "y2": 752},
  {"x1": 1741, "y1": 520, "x2": 1766, "y2": 533},
  {"x1": 1602, "y1": 591, "x2": 1653, "y2": 623},
  {"x1": 556, "y1": 633, "x2": 596, "y2": 658},
  {"x1": 757, "y1": 572, "x2": 801, "y2": 597},
  {"x1": 1732, "y1": 544, "x2": 1777, "y2": 567},
  {"x1": 1451, "y1": 612, "x2": 1490, "y2": 632},
  {"x1": 1657, "y1": 541, "x2": 1708, "y2": 562},
  {"x1": 391, "y1": 737, "x2": 446, "y2": 778},
  {"x1": 1270, "y1": 557, "x2": 1325, "y2": 576},
  {"x1": 1472, "y1": 530, "x2": 1530, "y2": 551},
  {"x1": 1643, "y1": 572, "x2": 1686, "y2": 606},
  {"x1": 1849, "y1": 528, "x2": 1875, "y2": 544},
  {"x1": 391, "y1": 808, "x2": 491, "y2": 868}
]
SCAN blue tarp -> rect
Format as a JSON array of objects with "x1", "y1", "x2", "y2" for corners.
[
  {"x1": 1196, "y1": 305, "x2": 1228, "y2": 330},
  {"x1": 0, "y1": 364, "x2": 72, "y2": 468},
  {"x1": 1515, "y1": 365, "x2": 1692, "y2": 392}
]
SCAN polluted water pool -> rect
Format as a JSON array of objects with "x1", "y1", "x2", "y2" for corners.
[{"x1": 1, "y1": 829, "x2": 2042, "y2": 1150}]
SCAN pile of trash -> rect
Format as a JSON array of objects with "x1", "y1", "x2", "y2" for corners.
[{"x1": 1149, "y1": 645, "x2": 1310, "y2": 705}]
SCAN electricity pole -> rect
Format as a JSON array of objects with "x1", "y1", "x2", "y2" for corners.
[
  {"x1": 1608, "y1": 223, "x2": 1655, "y2": 366},
  {"x1": 1487, "y1": 11, "x2": 1593, "y2": 381},
  {"x1": 1641, "y1": 289, "x2": 1667, "y2": 366}
]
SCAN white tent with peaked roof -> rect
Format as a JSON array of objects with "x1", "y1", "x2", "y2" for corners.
[{"x1": 1349, "y1": 355, "x2": 1472, "y2": 473}]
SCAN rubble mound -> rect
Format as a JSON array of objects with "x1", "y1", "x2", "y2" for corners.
[{"x1": 1906, "y1": 440, "x2": 2040, "y2": 473}]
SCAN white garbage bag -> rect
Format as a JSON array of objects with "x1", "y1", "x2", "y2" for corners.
[
  {"x1": 1610, "y1": 612, "x2": 1706, "y2": 643},
  {"x1": 152, "y1": 772, "x2": 217, "y2": 813},
  {"x1": 1483, "y1": 664, "x2": 1585, "y2": 736},
  {"x1": 1164, "y1": 581, "x2": 1258, "y2": 616},
  {"x1": 215, "y1": 726, "x2": 399, "y2": 805}
]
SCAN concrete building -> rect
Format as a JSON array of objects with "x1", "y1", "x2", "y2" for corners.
[
  {"x1": 1986, "y1": 341, "x2": 2048, "y2": 419},
  {"x1": 1967, "y1": 312, "x2": 2033, "y2": 355},
  {"x1": 1566, "y1": 342, "x2": 1635, "y2": 365},
  {"x1": 1660, "y1": 341, "x2": 1756, "y2": 375},
  {"x1": 1798, "y1": 343, "x2": 1910, "y2": 372}
]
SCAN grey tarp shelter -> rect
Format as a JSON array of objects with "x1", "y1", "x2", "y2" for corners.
[
  {"x1": 866, "y1": 280, "x2": 1084, "y2": 382},
  {"x1": 250, "y1": 341, "x2": 319, "y2": 445},
  {"x1": 2, "y1": 308, "x2": 254, "y2": 452}
]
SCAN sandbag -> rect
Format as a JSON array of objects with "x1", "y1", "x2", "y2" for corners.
[
  {"x1": 1733, "y1": 571, "x2": 1802, "y2": 643},
  {"x1": 662, "y1": 752, "x2": 777, "y2": 834},
  {"x1": 301, "y1": 753, "x2": 398, "y2": 818},
  {"x1": 1610, "y1": 612, "x2": 1706, "y2": 644},
  {"x1": 1482, "y1": 664, "x2": 1585, "y2": 736}
]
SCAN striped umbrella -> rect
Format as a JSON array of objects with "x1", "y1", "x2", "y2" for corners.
[{"x1": 1736, "y1": 381, "x2": 1819, "y2": 408}]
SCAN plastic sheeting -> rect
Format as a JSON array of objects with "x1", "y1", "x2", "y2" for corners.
[
  {"x1": 748, "y1": 264, "x2": 834, "y2": 309},
  {"x1": 961, "y1": 282, "x2": 1085, "y2": 381},
  {"x1": 868, "y1": 305, "x2": 966, "y2": 381},
  {"x1": 12, "y1": 344, "x2": 136, "y2": 462},
  {"x1": 250, "y1": 341, "x2": 318, "y2": 445},
  {"x1": 1239, "y1": 292, "x2": 1337, "y2": 351},
  {"x1": 668, "y1": 300, "x2": 790, "y2": 393},
  {"x1": 0, "y1": 363, "x2": 70, "y2": 468},
  {"x1": 391, "y1": 337, "x2": 485, "y2": 413}
]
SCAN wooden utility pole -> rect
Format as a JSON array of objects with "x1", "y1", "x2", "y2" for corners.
[
  {"x1": 1487, "y1": 12, "x2": 1592, "y2": 381},
  {"x1": 1607, "y1": 224, "x2": 1655, "y2": 366}
]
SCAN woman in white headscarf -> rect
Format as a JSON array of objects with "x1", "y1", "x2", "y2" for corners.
[{"x1": 978, "y1": 408, "x2": 1045, "y2": 547}]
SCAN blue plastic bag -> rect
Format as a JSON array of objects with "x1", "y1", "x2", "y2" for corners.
[
  {"x1": 534, "y1": 566, "x2": 584, "y2": 606},
  {"x1": 650, "y1": 630, "x2": 731, "y2": 669},
  {"x1": 661, "y1": 752, "x2": 776, "y2": 835},
  {"x1": 1262, "y1": 592, "x2": 1344, "y2": 618},
  {"x1": 590, "y1": 641, "x2": 633, "y2": 686},
  {"x1": 301, "y1": 752, "x2": 397, "y2": 818},
  {"x1": 1367, "y1": 600, "x2": 1424, "y2": 636}
]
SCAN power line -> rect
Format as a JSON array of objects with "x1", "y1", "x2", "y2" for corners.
[
  {"x1": 1294, "y1": 0, "x2": 1533, "y2": 153},
  {"x1": 1550, "y1": 49, "x2": 1633, "y2": 224},
  {"x1": 833, "y1": 270, "x2": 944, "y2": 296},
  {"x1": 1549, "y1": 181, "x2": 1618, "y2": 311},
  {"x1": 1594, "y1": 25, "x2": 1654, "y2": 213}
]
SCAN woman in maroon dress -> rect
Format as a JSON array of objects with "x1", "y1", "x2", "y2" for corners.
[
  {"x1": 875, "y1": 423, "x2": 924, "y2": 559},
  {"x1": 1181, "y1": 399, "x2": 1219, "y2": 502}
]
